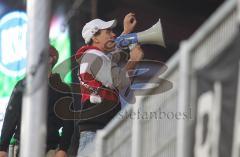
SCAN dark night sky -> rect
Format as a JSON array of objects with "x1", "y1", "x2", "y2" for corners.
[
  {"x1": 1, "y1": 0, "x2": 221, "y2": 61},
  {"x1": 95, "y1": 0, "x2": 224, "y2": 61},
  {"x1": 2, "y1": 0, "x2": 224, "y2": 62}
]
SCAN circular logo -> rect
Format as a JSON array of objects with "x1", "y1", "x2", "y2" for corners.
[{"x1": 0, "y1": 11, "x2": 27, "y2": 77}]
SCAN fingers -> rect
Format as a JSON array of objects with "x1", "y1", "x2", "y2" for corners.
[
  {"x1": 129, "y1": 16, "x2": 137, "y2": 25},
  {"x1": 125, "y1": 12, "x2": 136, "y2": 23},
  {"x1": 123, "y1": 12, "x2": 137, "y2": 34},
  {"x1": 126, "y1": 12, "x2": 135, "y2": 17}
]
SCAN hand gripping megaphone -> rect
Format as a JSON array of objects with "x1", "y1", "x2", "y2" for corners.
[{"x1": 115, "y1": 19, "x2": 166, "y2": 48}]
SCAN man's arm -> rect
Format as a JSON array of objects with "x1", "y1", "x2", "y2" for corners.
[
  {"x1": 124, "y1": 45, "x2": 144, "y2": 75},
  {"x1": 58, "y1": 119, "x2": 74, "y2": 153},
  {"x1": 81, "y1": 47, "x2": 142, "y2": 91},
  {"x1": 57, "y1": 84, "x2": 74, "y2": 155},
  {"x1": 110, "y1": 45, "x2": 144, "y2": 91},
  {"x1": 89, "y1": 47, "x2": 143, "y2": 91},
  {"x1": 0, "y1": 80, "x2": 23, "y2": 154}
]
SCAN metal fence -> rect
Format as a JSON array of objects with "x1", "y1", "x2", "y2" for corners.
[
  {"x1": 95, "y1": 0, "x2": 239, "y2": 156},
  {"x1": 139, "y1": 53, "x2": 179, "y2": 157},
  {"x1": 177, "y1": 0, "x2": 238, "y2": 157},
  {"x1": 232, "y1": 63, "x2": 240, "y2": 157},
  {"x1": 95, "y1": 104, "x2": 133, "y2": 157}
]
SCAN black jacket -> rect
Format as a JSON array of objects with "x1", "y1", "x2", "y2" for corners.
[
  {"x1": 77, "y1": 100, "x2": 121, "y2": 132},
  {"x1": 0, "y1": 73, "x2": 74, "y2": 152}
]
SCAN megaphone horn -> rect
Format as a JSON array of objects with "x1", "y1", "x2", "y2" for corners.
[
  {"x1": 115, "y1": 19, "x2": 166, "y2": 48},
  {"x1": 137, "y1": 19, "x2": 166, "y2": 47}
]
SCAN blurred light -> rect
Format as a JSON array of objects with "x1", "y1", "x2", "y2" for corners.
[{"x1": 0, "y1": 11, "x2": 27, "y2": 77}]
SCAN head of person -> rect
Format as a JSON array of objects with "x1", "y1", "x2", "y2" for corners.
[
  {"x1": 82, "y1": 19, "x2": 117, "y2": 52},
  {"x1": 49, "y1": 45, "x2": 59, "y2": 69}
]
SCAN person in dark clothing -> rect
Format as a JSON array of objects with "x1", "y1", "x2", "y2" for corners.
[{"x1": 0, "y1": 46, "x2": 74, "y2": 157}]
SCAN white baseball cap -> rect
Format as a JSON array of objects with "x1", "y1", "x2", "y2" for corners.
[{"x1": 82, "y1": 19, "x2": 117, "y2": 44}]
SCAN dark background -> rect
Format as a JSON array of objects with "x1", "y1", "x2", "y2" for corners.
[
  {"x1": 2, "y1": 0, "x2": 224, "y2": 61},
  {"x1": 68, "y1": 0, "x2": 224, "y2": 61}
]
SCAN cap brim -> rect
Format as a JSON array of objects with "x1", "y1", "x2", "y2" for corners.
[{"x1": 101, "y1": 19, "x2": 117, "y2": 29}]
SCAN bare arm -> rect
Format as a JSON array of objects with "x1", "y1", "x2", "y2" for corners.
[{"x1": 124, "y1": 45, "x2": 144, "y2": 72}]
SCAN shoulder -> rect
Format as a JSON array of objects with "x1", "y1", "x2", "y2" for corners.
[
  {"x1": 15, "y1": 78, "x2": 25, "y2": 87},
  {"x1": 82, "y1": 49, "x2": 106, "y2": 61},
  {"x1": 49, "y1": 73, "x2": 71, "y2": 93},
  {"x1": 12, "y1": 78, "x2": 26, "y2": 94},
  {"x1": 81, "y1": 50, "x2": 106, "y2": 67}
]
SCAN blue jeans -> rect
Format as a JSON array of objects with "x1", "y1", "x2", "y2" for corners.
[{"x1": 77, "y1": 131, "x2": 96, "y2": 157}]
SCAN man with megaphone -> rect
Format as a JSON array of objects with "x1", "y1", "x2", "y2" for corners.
[{"x1": 75, "y1": 12, "x2": 144, "y2": 157}]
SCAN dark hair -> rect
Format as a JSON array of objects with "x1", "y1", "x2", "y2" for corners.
[{"x1": 88, "y1": 30, "x2": 101, "y2": 45}]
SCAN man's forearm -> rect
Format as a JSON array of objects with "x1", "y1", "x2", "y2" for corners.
[{"x1": 124, "y1": 60, "x2": 139, "y2": 71}]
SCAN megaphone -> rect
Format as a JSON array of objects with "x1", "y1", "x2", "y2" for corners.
[{"x1": 115, "y1": 19, "x2": 166, "y2": 48}]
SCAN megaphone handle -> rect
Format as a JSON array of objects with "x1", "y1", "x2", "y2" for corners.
[
  {"x1": 128, "y1": 43, "x2": 137, "y2": 50},
  {"x1": 115, "y1": 33, "x2": 138, "y2": 49}
]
